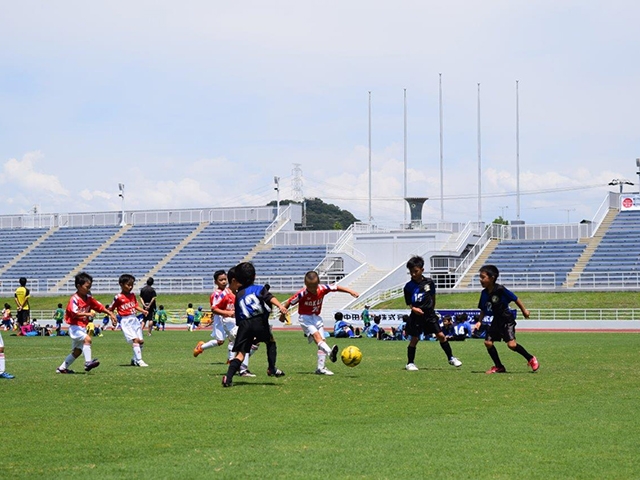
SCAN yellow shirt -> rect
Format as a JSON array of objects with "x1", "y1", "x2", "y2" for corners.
[{"x1": 15, "y1": 286, "x2": 30, "y2": 311}]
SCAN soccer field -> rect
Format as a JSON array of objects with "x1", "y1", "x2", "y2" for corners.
[{"x1": 2, "y1": 330, "x2": 638, "y2": 479}]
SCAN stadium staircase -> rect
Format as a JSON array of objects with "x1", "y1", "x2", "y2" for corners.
[
  {"x1": 136, "y1": 222, "x2": 209, "y2": 288},
  {"x1": 51, "y1": 224, "x2": 133, "y2": 292},
  {"x1": 564, "y1": 208, "x2": 618, "y2": 288},
  {"x1": 0, "y1": 226, "x2": 59, "y2": 277},
  {"x1": 457, "y1": 239, "x2": 499, "y2": 288},
  {"x1": 242, "y1": 241, "x2": 273, "y2": 263},
  {"x1": 318, "y1": 265, "x2": 389, "y2": 315}
]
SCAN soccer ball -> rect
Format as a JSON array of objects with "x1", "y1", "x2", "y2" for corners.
[{"x1": 341, "y1": 346, "x2": 362, "y2": 367}]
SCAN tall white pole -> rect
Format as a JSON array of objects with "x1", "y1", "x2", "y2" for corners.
[
  {"x1": 439, "y1": 73, "x2": 444, "y2": 221},
  {"x1": 477, "y1": 83, "x2": 482, "y2": 224},
  {"x1": 118, "y1": 183, "x2": 125, "y2": 226},
  {"x1": 368, "y1": 91, "x2": 372, "y2": 222},
  {"x1": 516, "y1": 80, "x2": 521, "y2": 220},
  {"x1": 403, "y1": 88, "x2": 408, "y2": 227}
]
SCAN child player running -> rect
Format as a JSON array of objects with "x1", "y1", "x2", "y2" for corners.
[
  {"x1": 222, "y1": 262, "x2": 288, "y2": 387},
  {"x1": 109, "y1": 274, "x2": 149, "y2": 367},
  {"x1": 474, "y1": 264, "x2": 539, "y2": 374},
  {"x1": 193, "y1": 269, "x2": 256, "y2": 377},
  {"x1": 56, "y1": 272, "x2": 117, "y2": 374},
  {"x1": 281, "y1": 271, "x2": 359, "y2": 376},
  {"x1": 404, "y1": 255, "x2": 462, "y2": 371}
]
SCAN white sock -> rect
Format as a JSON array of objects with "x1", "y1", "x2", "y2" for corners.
[
  {"x1": 202, "y1": 340, "x2": 218, "y2": 350},
  {"x1": 241, "y1": 354, "x2": 250, "y2": 369},
  {"x1": 228, "y1": 344, "x2": 235, "y2": 361},
  {"x1": 317, "y1": 351, "x2": 326, "y2": 369},
  {"x1": 317, "y1": 341, "x2": 332, "y2": 355},
  {"x1": 0, "y1": 353, "x2": 5, "y2": 373},
  {"x1": 60, "y1": 353, "x2": 76, "y2": 370},
  {"x1": 133, "y1": 344, "x2": 142, "y2": 362},
  {"x1": 82, "y1": 344, "x2": 92, "y2": 362}
]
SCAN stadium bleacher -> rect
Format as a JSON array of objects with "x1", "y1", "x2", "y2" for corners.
[
  {"x1": 251, "y1": 245, "x2": 327, "y2": 278},
  {"x1": 483, "y1": 239, "x2": 586, "y2": 286},
  {"x1": 583, "y1": 210, "x2": 640, "y2": 274}
]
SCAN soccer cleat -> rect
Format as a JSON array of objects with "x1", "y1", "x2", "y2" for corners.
[
  {"x1": 449, "y1": 357, "x2": 462, "y2": 367},
  {"x1": 56, "y1": 367, "x2": 75, "y2": 374},
  {"x1": 84, "y1": 359, "x2": 100, "y2": 372},
  {"x1": 315, "y1": 367, "x2": 334, "y2": 376},
  {"x1": 222, "y1": 375, "x2": 232, "y2": 387},
  {"x1": 528, "y1": 356, "x2": 540, "y2": 372},
  {"x1": 267, "y1": 368, "x2": 285, "y2": 377},
  {"x1": 329, "y1": 345, "x2": 339, "y2": 363},
  {"x1": 238, "y1": 369, "x2": 256, "y2": 377},
  {"x1": 193, "y1": 341, "x2": 204, "y2": 357},
  {"x1": 486, "y1": 366, "x2": 507, "y2": 374},
  {"x1": 405, "y1": 363, "x2": 419, "y2": 371},
  {"x1": 0, "y1": 372, "x2": 15, "y2": 379},
  {"x1": 134, "y1": 360, "x2": 149, "y2": 367}
]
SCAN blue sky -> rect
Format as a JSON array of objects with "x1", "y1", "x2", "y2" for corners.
[{"x1": 1, "y1": 1, "x2": 639, "y2": 228}]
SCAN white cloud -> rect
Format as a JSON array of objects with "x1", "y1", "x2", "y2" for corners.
[{"x1": 1, "y1": 152, "x2": 69, "y2": 196}]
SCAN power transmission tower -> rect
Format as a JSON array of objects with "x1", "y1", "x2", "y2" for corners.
[{"x1": 292, "y1": 163, "x2": 303, "y2": 202}]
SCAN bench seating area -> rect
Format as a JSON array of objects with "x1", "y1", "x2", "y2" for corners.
[
  {"x1": 583, "y1": 210, "x2": 640, "y2": 274},
  {"x1": 251, "y1": 245, "x2": 327, "y2": 277}
]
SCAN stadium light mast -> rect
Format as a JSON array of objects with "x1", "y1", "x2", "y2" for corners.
[
  {"x1": 274, "y1": 176, "x2": 280, "y2": 218},
  {"x1": 439, "y1": 73, "x2": 444, "y2": 222},
  {"x1": 477, "y1": 83, "x2": 482, "y2": 224},
  {"x1": 516, "y1": 80, "x2": 521, "y2": 220},
  {"x1": 403, "y1": 88, "x2": 408, "y2": 228},
  {"x1": 608, "y1": 179, "x2": 634, "y2": 194},
  {"x1": 636, "y1": 158, "x2": 640, "y2": 191},
  {"x1": 368, "y1": 91, "x2": 372, "y2": 223},
  {"x1": 118, "y1": 183, "x2": 126, "y2": 226}
]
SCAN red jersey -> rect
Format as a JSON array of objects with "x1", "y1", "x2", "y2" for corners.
[
  {"x1": 287, "y1": 284, "x2": 337, "y2": 316},
  {"x1": 66, "y1": 293, "x2": 108, "y2": 327},
  {"x1": 110, "y1": 292, "x2": 139, "y2": 317},
  {"x1": 210, "y1": 288, "x2": 235, "y2": 318}
]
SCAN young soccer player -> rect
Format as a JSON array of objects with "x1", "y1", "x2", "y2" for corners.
[
  {"x1": 56, "y1": 272, "x2": 117, "y2": 374},
  {"x1": 194, "y1": 269, "x2": 256, "y2": 377},
  {"x1": 404, "y1": 255, "x2": 462, "y2": 371},
  {"x1": 222, "y1": 262, "x2": 288, "y2": 387},
  {"x1": 281, "y1": 271, "x2": 359, "y2": 376},
  {"x1": 186, "y1": 303, "x2": 195, "y2": 331},
  {"x1": 474, "y1": 264, "x2": 539, "y2": 374},
  {"x1": 193, "y1": 306, "x2": 203, "y2": 330},
  {"x1": 0, "y1": 330, "x2": 15, "y2": 379},
  {"x1": 2, "y1": 304, "x2": 12, "y2": 331},
  {"x1": 110, "y1": 274, "x2": 149, "y2": 367},
  {"x1": 53, "y1": 303, "x2": 64, "y2": 333},
  {"x1": 156, "y1": 305, "x2": 167, "y2": 331}
]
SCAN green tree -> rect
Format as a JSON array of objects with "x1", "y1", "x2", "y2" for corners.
[{"x1": 266, "y1": 198, "x2": 359, "y2": 230}]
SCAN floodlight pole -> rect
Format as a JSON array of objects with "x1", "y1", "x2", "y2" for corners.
[
  {"x1": 274, "y1": 176, "x2": 281, "y2": 218},
  {"x1": 118, "y1": 183, "x2": 126, "y2": 226}
]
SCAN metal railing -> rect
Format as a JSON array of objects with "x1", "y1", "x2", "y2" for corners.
[
  {"x1": 49, "y1": 277, "x2": 205, "y2": 294},
  {"x1": 0, "y1": 279, "x2": 41, "y2": 295}
]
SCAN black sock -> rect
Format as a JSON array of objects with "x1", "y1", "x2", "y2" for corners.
[
  {"x1": 407, "y1": 346, "x2": 416, "y2": 364},
  {"x1": 266, "y1": 342, "x2": 277, "y2": 371},
  {"x1": 487, "y1": 346, "x2": 504, "y2": 368},
  {"x1": 225, "y1": 358, "x2": 242, "y2": 381},
  {"x1": 439, "y1": 340, "x2": 453, "y2": 359},
  {"x1": 512, "y1": 343, "x2": 533, "y2": 361}
]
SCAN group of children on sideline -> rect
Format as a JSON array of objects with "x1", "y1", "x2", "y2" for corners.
[{"x1": 0, "y1": 255, "x2": 538, "y2": 382}]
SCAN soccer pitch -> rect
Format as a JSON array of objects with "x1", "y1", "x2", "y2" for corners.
[{"x1": 2, "y1": 330, "x2": 638, "y2": 479}]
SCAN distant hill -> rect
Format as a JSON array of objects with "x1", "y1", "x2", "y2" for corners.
[{"x1": 266, "y1": 198, "x2": 360, "y2": 230}]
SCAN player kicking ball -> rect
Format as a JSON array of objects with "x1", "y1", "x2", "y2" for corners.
[{"x1": 281, "y1": 271, "x2": 359, "y2": 376}]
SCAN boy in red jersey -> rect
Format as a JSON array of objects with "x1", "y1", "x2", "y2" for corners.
[
  {"x1": 56, "y1": 272, "x2": 117, "y2": 374},
  {"x1": 281, "y1": 271, "x2": 359, "y2": 375},
  {"x1": 193, "y1": 269, "x2": 256, "y2": 376},
  {"x1": 110, "y1": 274, "x2": 149, "y2": 367}
]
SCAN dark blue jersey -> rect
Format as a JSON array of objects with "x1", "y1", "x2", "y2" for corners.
[
  {"x1": 478, "y1": 283, "x2": 517, "y2": 325},
  {"x1": 404, "y1": 276, "x2": 436, "y2": 317},
  {"x1": 234, "y1": 284, "x2": 273, "y2": 323}
]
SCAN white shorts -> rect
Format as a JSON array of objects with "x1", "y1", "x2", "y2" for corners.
[
  {"x1": 211, "y1": 316, "x2": 237, "y2": 342},
  {"x1": 0, "y1": 331, "x2": 4, "y2": 348},
  {"x1": 121, "y1": 315, "x2": 143, "y2": 344},
  {"x1": 69, "y1": 325, "x2": 88, "y2": 350},
  {"x1": 298, "y1": 314, "x2": 325, "y2": 337}
]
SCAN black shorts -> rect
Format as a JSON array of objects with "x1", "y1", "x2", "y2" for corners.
[
  {"x1": 17, "y1": 310, "x2": 30, "y2": 326},
  {"x1": 487, "y1": 322, "x2": 517, "y2": 343},
  {"x1": 144, "y1": 309, "x2": 156, "y2": 323},
  {"x1": 233, "y1": 318, "x2": 275, "y2": 354},
  {"x1": 406, "y1": 313, "x2": 441, "y2": 338}
]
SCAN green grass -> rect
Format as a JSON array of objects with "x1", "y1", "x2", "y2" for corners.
[{"x1": 2, "y1": 330, "x2": 639, "y2": 479}]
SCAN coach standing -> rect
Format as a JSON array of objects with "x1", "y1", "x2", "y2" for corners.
[
  {"x1": 14, "y1": 277, "x2": 30, "y2": 335},
  {"x1": 140, "y1": 277, "x2": 157, "y2": 336}
]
